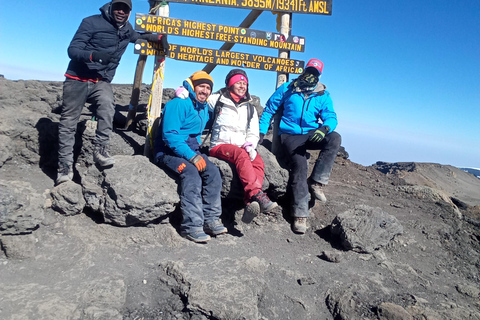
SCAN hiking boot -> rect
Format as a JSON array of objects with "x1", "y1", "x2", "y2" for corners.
[
  {"x1": 93, "y1": 145, "x2": 115, "y2": 167},
  {"x1": 204, "y1": 220, "x2": 228, "y2": 236},
  {"x1": 55, "y1": 163, "x2": 73, "y2": 185},
  {"x1": 181, "y1": 230, "x2": 211, "y2": 243},
  {"x1": 241, "y1": 201, "x2": 260, "y2": 223},
  {"x1": 292, "y1": 217, "x2": 307, "y2": 234},
  {"x1": 252, "y1": 191, "x2": 278, "y2": 213},
  {"x1": 308, "y1": 179, "x2": 327, "y2": 202}
]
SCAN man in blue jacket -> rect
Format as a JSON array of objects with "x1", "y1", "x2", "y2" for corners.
[
  {"x1": 56, "y1": 0, "x2": 168, "y2": 185},
  {"x1": 259, "y1": 59, "x2": 341, "y2": 234},
  {"x1": 155, "y1": 71, "x2": 226, "y2": 243}
]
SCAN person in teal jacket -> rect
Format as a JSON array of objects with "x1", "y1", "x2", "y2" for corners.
[
  {"x1": 154, "y1": 71, "x2": 225, "y2": 243},
  {"x1": 258, "y1": 59, "x2": 341, "y2": 234}
]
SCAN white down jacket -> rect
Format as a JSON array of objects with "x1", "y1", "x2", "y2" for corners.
[{"x1": 207, "y1": 90, "x2": 260, "y2": 150}]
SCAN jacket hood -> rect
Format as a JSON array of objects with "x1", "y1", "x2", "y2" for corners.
[
  {"x1": 100, "y1": 2, "x2": 130, "y2": 28},
  {"x1": 312, "y1": 82, "x2": 327, "y2": 94}
]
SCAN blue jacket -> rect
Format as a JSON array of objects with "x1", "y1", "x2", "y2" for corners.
[
  {"x1": 65, "y1": 2, "x2": 140, "y2": 82},
  {"x1": 259, "y1": 81, "x2": 338, "y2": 135},
  {"x1": 157, "y1": 80, "x2": 210, "y2": 161}
]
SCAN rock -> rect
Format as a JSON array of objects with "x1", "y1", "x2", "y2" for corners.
[
  {"x1": 51, "y1": 180, "x2": 86, "y2": 216},
  {"x1": 0, "y1": 180, "x2": 45, "y2": 235},
  {"x1": 72, "y1": 277, "x2": 126, "y2": 320},
  {"x1": 0, "y1": 135, "x2": 13, "y2": 167},
  {"x1": 455, "y1": 284, "x2": 480, "y2": 298},
  {"x1": 320, "y1": 250, "x2": 342, "y2": 263},
  {"x1": 257, "y1": 145, "x2": 289, "y2": 199},
  {"x1": 330, "y1": 205, "x2": 404, "y2": 253},
  {"x1": 377, "y1": 302, "x2": 413, "y2": 320},
  {"x1": 0, "y1": 233, "x2": 36, "y2": 259},
  {"x1": 79, "y1": 165, "x2": 105, "y2": 213},
  {"x1": 325, "y1": 286, "x2": 358, "y2": 320},
  {"x1": 398, "y1": 185, "x2": 462, "y2": 219},
  {"x1": 100, "y1": 155, "x2": 179, "y2": 226}
]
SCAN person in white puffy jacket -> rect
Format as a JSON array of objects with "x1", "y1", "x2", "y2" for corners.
[{"x1": 208, "y1": 69, "x2": 278, "y2": 223}]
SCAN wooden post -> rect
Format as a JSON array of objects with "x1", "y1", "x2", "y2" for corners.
[
  {"x1": 203, "y1": 10, "x2": 263, "y2": 74},
  {"x1": 271, "y1": 12, "x2": 292, "y2": 155},
  {"x1": 144, "y1": 2, "x2": 169, "y2": 157},
  {"x1": 123, "y1": 55, "x2": 147, "y2": 129},
  {"x1": 124, "y1": 1, "x2": 164, "y2": 130}
]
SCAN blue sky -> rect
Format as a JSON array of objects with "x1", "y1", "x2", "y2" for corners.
[{"x1": 1, "y1": 0, "x2": 479, "y2": 167}]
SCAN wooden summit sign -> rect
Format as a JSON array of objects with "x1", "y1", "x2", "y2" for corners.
[
  {"x1": 134, "y1": 40, "x2": 305, "y2": 73},
  {"x1": 166, "y1": 0, "x2": 332, "y2": 15},
  {"x1": 135, "y1": 13, "x2": 305, "y2": 52}
]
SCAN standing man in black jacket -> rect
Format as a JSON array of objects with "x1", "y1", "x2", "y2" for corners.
[{"x1": 56, "y1": 0, "x2": 168, "y2": 185}]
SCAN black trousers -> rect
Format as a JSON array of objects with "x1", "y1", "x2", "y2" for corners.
[{"x1": 281, "y1": 131, "x2": 341, "y2": 217}]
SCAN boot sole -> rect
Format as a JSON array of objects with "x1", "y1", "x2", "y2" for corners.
[
  {"x1": 262, "y1": 201, "x2": 278, "y2": 213},
  {"x1": 242, "y1": 202, "x2": 261, "y2": 223},
  {"x1": 182, "y1": 233, "x2": 211, "y2": 243}
]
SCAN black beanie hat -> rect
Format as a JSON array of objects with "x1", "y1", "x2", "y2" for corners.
[{"x1": 111, "y1": 0, "x2": 132, "y2": 10}]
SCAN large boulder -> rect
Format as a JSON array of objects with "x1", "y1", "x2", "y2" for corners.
[
  {"x1": 0, "y1": 180, "x2": 45, "y2": 235},
  {"x1": 330, "y1": 205, "x2": 404, "y2": 253},
  {"x1": 96, "y1": 155, "x2": 179, "y2": 226},
  {"x1": 51, "y1": 180, "x2": 86, "y2": 216}
]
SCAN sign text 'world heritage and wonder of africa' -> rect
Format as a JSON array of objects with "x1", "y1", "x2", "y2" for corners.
[
  {"x1": 135, "y1": 14, "x2": 305, "y2": 52},
  {"x1": 166, "y1": 0, "x2": 332, "y2": 15},
  {"x1": 134, "y1": 40, "x2": 305, "y2": 73}
]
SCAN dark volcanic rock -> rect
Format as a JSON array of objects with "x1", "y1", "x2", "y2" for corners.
[
  {"x1": 1, "y1": 79, "x2": 480, "y2": 320},
  {"x1": 330, "y1": 205, "x2": 404, "y2": 253},
  {"x1": 0, "y1": 180, "x2": 45, "y2": 235}
]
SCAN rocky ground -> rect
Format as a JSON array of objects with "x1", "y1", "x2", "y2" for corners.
[{"x1": 0, "y1": 77, "x2": 479, "y2": 320}]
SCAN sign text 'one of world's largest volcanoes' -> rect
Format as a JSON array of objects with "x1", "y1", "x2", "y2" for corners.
[
  {"x1": 166, "y1": 0, "x2": 332, "y2": 15},
  {"x1": 134, "y1": 40, "x2": 305, "y2": 74},
  {"x1": 135, "y1": 14, "x2": 305, "y2": 52}
]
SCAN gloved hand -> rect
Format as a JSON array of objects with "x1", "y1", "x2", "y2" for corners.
[
  {"x1": 189, "y1": 154, "x2": 206, "y2": 172},
  {"x1": 248, "y1": 149, "x2": 257, "y2": 161},
  {"x1": 91, "y1": 51, "x2": 118, "y2": 65},
  {"x1": 160, "y1": 34, "x2": 169, "y2": 55},
  {"x1": 140, "y1": 34, "x2": 169, "y2": 55},
  {"x1": 242, "y1": 142, "x2": 256, "y2": 161},
  {"x1": 242, "y1": 142, "x2": 253, "y2": 153},
  {"x1": 258, "y1": 133, "x2": 265, "y2": 145},
  {"x1": 175, "y1": 86, "x2": 188, "y2": 99},
  {"x1": 309, "y1": 125, "x2": 330, "y2": 143}
]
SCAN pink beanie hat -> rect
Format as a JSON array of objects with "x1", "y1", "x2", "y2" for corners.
[{"x1": 227, "y1": 73, "x2": 248, "y2": 87}]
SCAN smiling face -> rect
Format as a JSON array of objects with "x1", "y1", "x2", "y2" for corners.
[
  {"x1": 194, "y1": 83, "x2": 212, "y2": 103},
  {"x1": 112, "y1": 2, "x2": 130, "y2": 25},
  {"x1": 230, "y1": 80, "x2": 247, "y2": 97}
]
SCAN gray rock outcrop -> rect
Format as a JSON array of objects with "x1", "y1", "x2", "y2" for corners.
[
  {"x1": 330, "y1": 205, "x2": 404, "y2": 253},
  {"x1": 0, "y1": 180, "x2": 45, "y2": 235}
]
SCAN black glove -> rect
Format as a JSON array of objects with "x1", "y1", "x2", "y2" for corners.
[
  {"x1": 258, "y1": 133, "x2": 265, "y2": 145},
  {"x1": 309, "y1": 126, "x2": 329, "y2": 143},
  {"x1": 91, "y1": 51, "x2": 118, "y2": 65},
  {"x1": 160, "y1": 34, "x2": 169, "y2": 55},
  {"x1": 141, "y1": 34, "x2": 169, "y2": 55}
]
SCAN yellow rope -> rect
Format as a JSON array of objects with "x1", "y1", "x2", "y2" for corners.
[{"x1": 146, "y1": 62, "x2": 165, "y2": 151}]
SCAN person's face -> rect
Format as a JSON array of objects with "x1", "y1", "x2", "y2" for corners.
[
  {"x1": 231, "y1": 81, "x2": 247, "y2": 97},
  {"x1": 194, "y1": 83, "x2": 212, "y2": 103},
  {"x1": 112, "y1": 3, "x2": 130, "y2": 25}
]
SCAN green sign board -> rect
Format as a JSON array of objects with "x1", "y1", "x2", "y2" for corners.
[
  {"x1": 135, "y1": 14, "x2": 305, "y2": 52},
  {"x1": 134, "y1": 40, "x2": 305, "y2": 73},
  {"x1": 166, "y1": 0, "x2": 332, "y2": 15}
]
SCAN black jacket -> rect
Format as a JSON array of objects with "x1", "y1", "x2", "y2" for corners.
[{"x1": 65, "y1": 2, "x2": 140, "y2": 82}]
